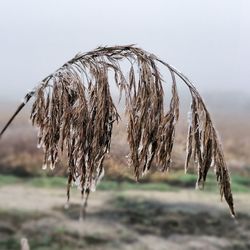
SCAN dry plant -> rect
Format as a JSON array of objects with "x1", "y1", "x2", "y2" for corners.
[
  {"x1": 20, "y1": 238, "x2": 30, "y2": 250},
  {"x1": 0, "y1": 45, "x2": 235, "y2": 216}
]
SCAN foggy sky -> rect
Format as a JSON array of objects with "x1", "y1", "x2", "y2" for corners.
[{"x1": 0, "y1": 0, "x2": 249, "y2": 100}]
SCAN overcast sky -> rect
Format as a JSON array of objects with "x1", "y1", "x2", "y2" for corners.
[{"x1": 0, "y1": 0, "x2": 249, "y2": 100}]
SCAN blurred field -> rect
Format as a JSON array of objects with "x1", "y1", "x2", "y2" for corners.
[
  {"x1": 0, "y1": 97, "x2": 250, "y2": 250},
  {"x1": 0, "y1": 176, "x2": 250, "y2": 250}
]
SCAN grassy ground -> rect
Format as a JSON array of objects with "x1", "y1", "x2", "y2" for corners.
[
  {"x1": 0, "y1": 171, "x2": 249, "y2": 193},
  {"x1": 0, "y1": 188, "x2": 250, "y2": 250},
  {"x1": 0, "y1": 173, "x2": 250, "y2": 250}
]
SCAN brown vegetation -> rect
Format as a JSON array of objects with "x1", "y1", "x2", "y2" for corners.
[{"x1": 0, "y1": 45, "x2": 235, "y2": 216}]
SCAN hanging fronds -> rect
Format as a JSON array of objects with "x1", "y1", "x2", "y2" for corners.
[{"x1": 0, "y1": 45, "x2": 235, "y2": 216}]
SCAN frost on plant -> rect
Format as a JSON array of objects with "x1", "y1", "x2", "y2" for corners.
[{"x1": 0, "y1": 45, "x2": 235, "y2": 216}]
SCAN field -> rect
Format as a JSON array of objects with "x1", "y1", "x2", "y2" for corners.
[
  {"x1": 0, "y1": 98, "x2": 250, "y2": 250},
  {"x1": 0, "y1": 174, "x2": 250, "y2": 250}
]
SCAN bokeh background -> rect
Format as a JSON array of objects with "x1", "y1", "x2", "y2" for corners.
[{"x1": 0, "y1": 1, "x2": 249, "y2": 249}]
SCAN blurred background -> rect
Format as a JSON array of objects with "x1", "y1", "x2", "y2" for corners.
[{"x1": 0, "y1": 1, "x2": 249, "y2": 249}]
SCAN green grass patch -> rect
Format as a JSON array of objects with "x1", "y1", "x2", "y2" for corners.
[
  {"x1": 28, "y1": 176, "x2": 67, "y2": 188},
  {"x1": 0, "y1": 175, "x2": 22, "y2": 186},
  {"x1": 0, "y1": 173, "x2": 249, "y2": 193},
  {"x1": 98, "y1": 180, "x2": 178, "y2": 191}
]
